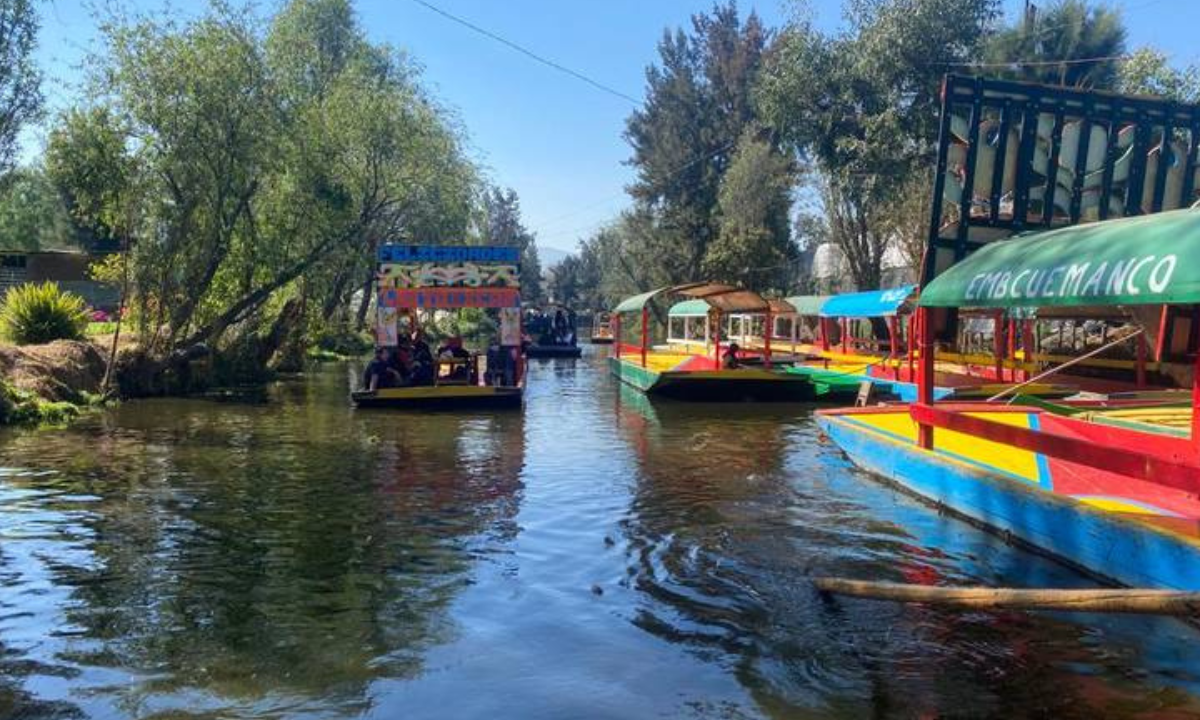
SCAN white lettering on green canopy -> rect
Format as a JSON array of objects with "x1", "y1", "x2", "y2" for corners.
[{"x1": 921, "y1": 209, "x2": 1200, "y2": 309}]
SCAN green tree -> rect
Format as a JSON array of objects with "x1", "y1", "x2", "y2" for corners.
[
  {"x1": 758, "y1": 0, "x2": 997, "y2": 289},
  {"x1": 547, "y1": 255, "x2": 581, "y2": 307},
  {"x1": 0, "y1": 0, "x2": 41, "y2": 174},
  {"x1": 481, "y1": 187, "x2": 542, "y2": 303},
  {"x1": 625, "y1": 2, "x2": 769, "y2": 284},
  {"x1": 0, "y1": 167, "x2": 76, "y2": 251},
  {"x1": 704, "y1": 128, "x2": 796, "y2": 290},
  {"x1": 1118, "y1": 47, "x2": 1200, "y2": 103},
  {"x1": 46, "y1": 0, "x2": 478, "y2": 365},
  {"x1": 982, "y1": 0, "x2": 1126, "y2": 89},
  {"x1": 45, "y1": 107, "x2": 139, "y2": 252}
]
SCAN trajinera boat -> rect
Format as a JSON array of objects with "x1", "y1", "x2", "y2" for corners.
[
  {"x1": 608, "y1": 283, "x2": 813, "y2": 401},
  {"x1": 590, "y1": 311, "x2": 614, "y2": 344},
  {"x1": 524, "y1": 304, "x2": 583, "y2": 358},
  {"x1": 819, "y1": 74, "x2": 1200, "y2": 589},
  {"x1": 351, "y1": 244, "x2": 526, "y2": 409}
]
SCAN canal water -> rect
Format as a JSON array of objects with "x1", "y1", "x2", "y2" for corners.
[{"x1": 2, "y1": 348, "x2": 1200, "y2": 719}]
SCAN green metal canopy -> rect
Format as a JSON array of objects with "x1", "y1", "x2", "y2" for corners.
[
  {"x1": 784, "y1": 295, "x2": 829, "y2": 316},
  {"x1": 613, "y1": 287, "x2": 668, "y2": 314},
  {"x1": 919, "y1": 209, "x2": 1200, "y2": 309},
  {"x1": 668, "y1": 299, "x2": 711, "y2": 317}
]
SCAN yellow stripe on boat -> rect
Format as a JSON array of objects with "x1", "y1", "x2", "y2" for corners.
[{"x1": 846, "y1": 410, "x2": 1042, "y2": 483}]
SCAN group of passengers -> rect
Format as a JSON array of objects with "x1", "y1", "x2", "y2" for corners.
[
  {"x1": 529, "y1": 309, "x2": 576, "y2": 346},
  {"x1": 363, "y1": 330, "x2": 471, "y2": 391}
]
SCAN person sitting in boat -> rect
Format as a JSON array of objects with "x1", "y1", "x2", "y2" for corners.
[
  {"x1": 437, "y1": 336, "x2": 471, "y2": 381},
  {"x1": 364, "y1": 347, "x2": 403, "y2": 390},
  {"x1": 390, "y1": 344, "x2": 415, "y2": 386},
  {"x1": 410, "y1": 330, "x2": 435, "y2": 385},
  {"x1": 723, "y1": 342, "x2": 741, "y2": 369}
]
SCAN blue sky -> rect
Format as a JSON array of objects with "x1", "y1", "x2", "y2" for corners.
[{"x1": 27, "y1": 0, "x2": 1200, "y2": 259}]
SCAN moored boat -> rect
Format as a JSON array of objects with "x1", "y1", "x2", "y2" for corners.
[
  {"x1": 819, "y1": 73, "x2": 1200, "y2": 588},
  {"x1": 590, "y1": 311, "x2": 614, "y2": 344},
  {"x1": 609, "y1": 283, "x2": 814, "y2": 401}
]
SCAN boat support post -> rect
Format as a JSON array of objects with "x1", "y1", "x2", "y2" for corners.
[
  {"x1": 640, "y1": 306, "x2": 649, "y2": 368},
  {"x1": 917, "y1": 307, "x2": 935, "y2": 450}
]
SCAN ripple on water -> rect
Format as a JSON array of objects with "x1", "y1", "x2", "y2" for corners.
[{"x1": 0, "y1": 354, "x2": 1198, "y2": 718}]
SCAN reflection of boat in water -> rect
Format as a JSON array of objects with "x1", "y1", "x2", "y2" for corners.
[
  {"x1": 351, "y1": 244, "x2": 526, "y2": 410},
  {"x1": 525, "y1": 304, "x2": 583, "y2": 358},
  {"x1": 589, "y1": 311, "x2": 614, "y2": 344},
  {"x1": 609, "y1": 283, "x2": 813, "y2": 401}
]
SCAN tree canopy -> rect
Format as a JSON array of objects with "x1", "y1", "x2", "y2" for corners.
[{"x1": 46, "y1": 0, "x2": 479, "y2": 358}]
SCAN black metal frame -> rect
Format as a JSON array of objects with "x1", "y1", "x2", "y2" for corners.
[{"x1": 923, "y1": 74, "x2": 1200, "y2": 285}]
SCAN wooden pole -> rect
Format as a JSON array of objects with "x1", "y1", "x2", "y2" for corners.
[
  {"x1": 640, "y1": 306, "x2": 649, "y2": 368},
  {"x1": 814, "y1": 577, "x2": 1200, "y2": 615},
  {"x1": 1192, "y1": 344, "x2": 1200, "y2": 448},
  {"x1": 1137, "y1": 333, "x2": 1148, "y2": 388},
  {"x1": 887, "y1": 315, "x2": 899, "y2": 379},
  {"x1": 917, "y1": 307, "x2": 935, "y2": 450},
  {"x1": 764, "y1": 308, "x2": 772, "y2": 369}
]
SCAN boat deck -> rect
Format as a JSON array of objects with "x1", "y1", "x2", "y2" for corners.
[{"x1": 1084, "y1": 406, "x2": 1195, "y2": 438}]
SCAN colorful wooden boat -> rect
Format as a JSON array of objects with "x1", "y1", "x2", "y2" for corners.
[
  {"x1": 821, "y1": 208, "x2": 1200, "y2": 589},
  {"x1": 351, "y1": 244, "x2": 526, "y2": 410},
  {"x1": 525, "y1": 304, "x2": 583, "y2": 358},
  {"x1": 590, "y1": 311, "x2": 614, "y2": 344},
  {"x1": 609, "y1": 283, "x2": 814, "y2": 401},
  {"x1": 820, "y1": 74, "x2": 1200, "y2": 588}
]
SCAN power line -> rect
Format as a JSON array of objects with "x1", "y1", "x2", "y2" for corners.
[
  {"x1": 408, "y1": 0, "x2": 641, "y2": 106},
  {"x1": 931, "y1": 53, "x2": 1132, "y2": 69}
]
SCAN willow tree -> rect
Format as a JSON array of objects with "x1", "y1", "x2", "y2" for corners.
[{"x1": 47, "y1": 0, "x2": 476, "y2": 361}]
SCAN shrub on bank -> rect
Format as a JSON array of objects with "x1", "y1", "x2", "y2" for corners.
[
  {"x1": 0, "y1": 282, "x2": 90, "y2": 344},
  {"x1": 0, "y1": 378, "x2": 82, "y2": 425}
]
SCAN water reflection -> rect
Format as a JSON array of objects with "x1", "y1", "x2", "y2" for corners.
[
  {"x1": 610, "y1": 383, "x2": 1200, "y2": 718},
  {"x1": 0, "y1": 371, "x2": 525, "y2": 718},
  {"x1": 1, "y1": 358, "x2": 1200, "y2": 718}
]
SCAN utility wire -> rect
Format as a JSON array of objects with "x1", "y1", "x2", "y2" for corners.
[
  {"x1": 931, "y1": 53, "x2": 1132, "y2": 68},
  {"x1": 408, "y1": 0, "x2": 640, "y2": 105}
]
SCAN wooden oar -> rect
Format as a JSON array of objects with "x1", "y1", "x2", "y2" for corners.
[{"x1": 814, "y1": 577, "x2": 1200, "y2": 615}]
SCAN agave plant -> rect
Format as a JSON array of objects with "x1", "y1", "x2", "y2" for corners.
[{"x1": 0, "y1": 281, "x2": 91, "y2": 344}]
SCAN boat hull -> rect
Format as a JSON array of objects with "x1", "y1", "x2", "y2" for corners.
[
  {"x1": 351, "y1": 385, "x2": 523, "y2": 409},
  {"x1": 817, "y1": 407, "x2": 1200, "y2": 589},
  {"x1": 589, "y1": 336, "x2": 614, "y2": 345},
  {"x1": 609, "y1": 355, "x2": 813, "y2": 401},
  {"x1": 526, "y1": 344, "x2": 583, "y2": 358}
]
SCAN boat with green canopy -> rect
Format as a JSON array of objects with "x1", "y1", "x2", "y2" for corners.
[
  {"x1": 818, "y1": 73, "x2": 1200, "y2": 589},
  {"x1": 608, "y1": 283, "x2": 815, "y2": 401}
]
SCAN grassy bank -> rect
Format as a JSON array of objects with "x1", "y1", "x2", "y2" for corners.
[{"x1": 0, "y1": 340, "x2": 108, "y2": 426}]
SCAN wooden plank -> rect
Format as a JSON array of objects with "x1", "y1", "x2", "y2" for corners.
[{"x1": 814, "y1": 577, "x2": 1200, "y2": 615}]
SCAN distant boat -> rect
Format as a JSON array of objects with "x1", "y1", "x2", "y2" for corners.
[
  {"x1": 608, "y1": 283, "x2": 812, "y2": 401},
  {"x1": 351, "y1": 244, "x2": 526, "y2": 410}
]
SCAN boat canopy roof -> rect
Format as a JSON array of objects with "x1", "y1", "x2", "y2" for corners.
[
  {"x1": 613, "y1": 287, "x2": 668, "y2": 313},
  {"x1": 668, "y1": 299, "x2": 710, "y2": 317},
  {"x1": 785, "y1": 295, "x2": 829, "y2": 316},
  {"x1": 919, "y1": 209, "x2": 1200, "y2": 309},
  {"x1": 613, "y1": 282, "x2": 777, "y2": 315},
  {"x1": 820, "y1": 285, "x2": 917, "y2": 318}
]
